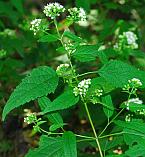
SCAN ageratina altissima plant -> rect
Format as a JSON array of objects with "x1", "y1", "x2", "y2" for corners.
[{"x1": 2, "y1": 2, "x2": 145, "y2": 157}]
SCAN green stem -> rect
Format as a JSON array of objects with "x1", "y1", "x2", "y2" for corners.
[
  {"x1": 82, "y1": 97, "x2": 103, "y2": 157},
  {"x1": 99, "y1": 132, "x2": 123, "y2": 139},
  {"x1": 99, "y1": 108, "x2": 124, "y2": 137},
  {"x1": 54, "y1": 19, "x2": 103, "y2": 156},
  {"x1": 99, "y1": 88, "x2": 134, "y2": 137},
  {"x1": 77, "y1": 71, "x2": 98, "y2": 78}
]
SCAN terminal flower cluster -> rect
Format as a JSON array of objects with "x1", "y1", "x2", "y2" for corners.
[
  {"x1": 67, "y1": 7, "x2": 87, "y2": 22},
  {"x1": 73, "y1": 79, "x2": 91, "y2": 97},
  {"x1": 114, "y1": 31, "x2": 138, "y2": 50},
  {"x1": 24, "y1": 113, "x2": 37, "y2": 124},
  {"x1": 30, "y1": 19, "x2": 42, "y2": 35},
  {"x1": 43, "y1": 3, "x2": 65, "y2": 19},
  {"x1": 123, "y1": 31, "x2": 138, "y2": 49},
  {"x1": 123, "y1": 78, "x2": 142, "y2": 95}
]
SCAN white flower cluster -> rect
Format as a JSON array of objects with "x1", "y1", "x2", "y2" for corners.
[
  {"x1": 126, "y1": 98, "x2": 143, "y2": 110},
  {"x1": 73, "y1": 79, "x2": 91, "y2": 97},
  {"x1": 125, "y1": 114, "x2": 133, "y2": 122},
  {"x1": 30, "y1": 19, "x2": 42, "y2": 35},
  {"x1": 64, "y1": 40, "x2": 76, "y2": 55},
  {"x1": 24, "y1": 113, "x2": 37, "y2": 124},
  {"x1": 95, "y1": 89, "x2": 103, "y2": 97},
  {"x1": 56, "y1": 63, "x2": 70, "y2": 77},
  {"x1": 128, "y1": 78, "x2": 142, "y2": 87},
  {"x1": 43, "y1": 3, "x2": 65, "y2": 19},
  {"x1": 123, "y1": 78, "x2": 142, "y2": 94},
  {"x1": 67, "y1": 7, "x2": 87, "y2": 22},
  {"x1": 124, "y1": 31, "x2": 138, "y2": 48},
  {"x1": 137, "y1": 109, "x2": 145, "y2": 115}
]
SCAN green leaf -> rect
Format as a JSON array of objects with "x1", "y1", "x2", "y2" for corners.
[
  {"x1": 63, "y1": 31, "x2": 83, "y2": 42},
  {"x1": 63, "y1": 131, "x2": 77, "y2": 157},
  {"x1": 98, "y1": 60, "x2": 145, "y2": 88},
  {"x1": 102, "y1": 95, "x2": 114, "y2": 118},
  {"x1": 88, "y1": 77, "x2": 114, "y2": 94},
  {"x1": 25, "y1": 131, "x2": 77, "y2": 157},
  {"x1": 49, "y1": 123, "x2": 66, "y2": 132},
  {"x1": 73, "y1": 45, "x2": 107, "y2": 62},
  {"x1": 39, "y1": 34, "x2": 58, "y2": 43},
  {"x1": 38, "y1": 96, "x2": 63, "y2": 124},
  {"x1": 125, "y1": 144, "x2": 145, "y2": 157},
  {"x1": 25, "y1": 135, "x2": 64, "y2": 157},
  {"x1": 43, "y1": 89, "x2": 79, "y2": 114},
  {"x1": 2, "y1": 66, "x2": 58, "y2": 121},
  {"x1": 114, "y1": 120, "x2": 145, "y2": 135}
]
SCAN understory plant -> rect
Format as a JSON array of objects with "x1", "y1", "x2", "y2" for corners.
[{"x1": 2, "y1": 2, "x2": 145, "y2": 157}]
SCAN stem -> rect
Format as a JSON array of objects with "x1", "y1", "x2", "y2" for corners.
[
  {"x1": 82, "y1": 98, "x2": 103, "y2": 157},
  {"x1": 99, "y1": 108, "x2": 124, "y2": 137},
  {"x1": 99, "y1": 132, "x2": 123, "y2": 139},
  {"x1": 54, "y1": 19, "x2": 103, "y2": 156},
  {"x1": 54, "y1": 19, "x2": 78, "y2": 83},
  {"x1": 99, "y1": 88, "x2": 134, "y2": 137},
  {"x1": 77, "y1": 71, "x2": 98, "y2": 78}
]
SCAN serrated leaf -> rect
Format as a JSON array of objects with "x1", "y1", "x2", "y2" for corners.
[
  {"x1": 25, "y1": 131, "x2": 77, "y2": 157},
  {"x1": 73, "y1": 45, "x2": 107, "y2": 62},
  {"x1": 63, "y1": 131, "x2": 77, "y2": 157},
  {"x1": 125, "y1": 144, "x2": 145, "y2": 157},
  {"x1": 98, "y1": 60, "x2": 145, "y2": 88},
  {"x1": 43, "y1": 89, "x2": 79, "y2": 114},
  {"x1": 114, "y1": 120, "x2": 145, "y2": 135},
  {"x1": 2, "y1": 66, "x2": 58, "y2": 121},
  {"x1": 39, "y1": 34, "x2": 58, "y2": 43},
  {"x1": 102, "y1": 95, "x2": 114, "y2": 118},
  {"x1": 25, "y1": 135, "x2": 64, "y2": 157},
  {"x1": 38, "y1": 96, "x2": 63, "y2": 124},
  {"x1": 88, "y1": 77, "x2": 114, "y2": 94}
]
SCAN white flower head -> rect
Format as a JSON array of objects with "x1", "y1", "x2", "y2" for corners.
[
  {"x1": 24, "y1": 113, "x2": 37, "y2": 124},
  {"x1": 43, "y1": 3, "x2": 65, "y2": 19},
  {"x1": 123, "y1": 78, "x2": 142, "y2": 92},
  {"x1": 123, "y1": 31, "x2": 138, "y2": 49},
  {"x1": 73, "y1": 79, "x2": 91, "y2": 97},
  {"x1": 30, "y1": 19, "x2": 42, "y2": 35},
  {"x1": 67, "y1": 7, "x2": 87, "y2": 22}
]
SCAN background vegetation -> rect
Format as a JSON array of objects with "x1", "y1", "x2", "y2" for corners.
[{"x1": 0, "y1": 0, "x2": 145, "y2": 156}]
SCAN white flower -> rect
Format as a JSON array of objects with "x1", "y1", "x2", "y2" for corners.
[
  {"x1": 125, "y1": 114, "x2": 133, "y2": 122},
  {"x1": 67, "y1": 7, "x2": 87, "y2": 22},
  {"x1": 24, "y1": 113, "x2": 37, "y2": 124},
  {"x1": 126, "y1": 98, "x2": 143, "y2": 110},
  {"x1": 43, "y1": 3, "x2": 65, "y2": 19},
  {"x1": 64, "y1": 40, "x2": 76, "y2": 55},
  {"x1": 30, "y1": 19, "x2": 42, "y2": 35},
  {"x1": 73, "y1": 79, "x2": 91, "y2": 97},
  {"x1": 123, "y1": 31, "x2": 138, "y2": 49}
]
